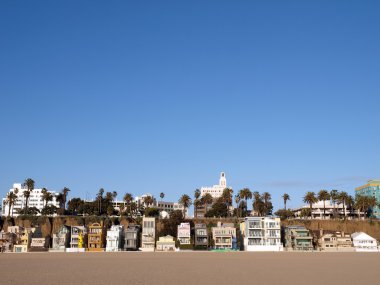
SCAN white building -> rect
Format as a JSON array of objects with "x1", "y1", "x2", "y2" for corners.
[
  {"x1": 292, "y1": 200, "x2": 360, "y2": 220},
  {"x1": 111, "y1": 195, "x2": 188, "y2": 217},
  {"x1": 140, "y1": 216, "x2": 156, "y2": 252},
  {"x1": 351, "y1": 232, "x2": 379, "y2": 252},
  {"x1": 177, "y1": 223, "x2": 191, "y2": 245},
  {"x1": 67, "y1": 226, "x2": 87, "y2": 252},
  {"x1": 244, "y1": 217, "x2": 283, "y2": 251},
  {"x1": 200, "y1": 172, "x2": 229, "y2": 199},
  {"x1": 106, "y1": 225, "x2": 124, "y2": 252},
  {"x1": 2, "y1": 183, "x2": 60, "y2": 217}
]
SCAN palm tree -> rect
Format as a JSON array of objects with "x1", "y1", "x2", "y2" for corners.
[
  {"x1": 338, "y1": 191, "x2": 349, "y2": 219},
  {"x1": 56, "y1": 193, "x2": 65, "y2": 210},
  {"x1": 201, "y1": 193, "x2": 213, "y2": 211},
  {"x1": 355, "y1": 195, "x2": 377, "y2": 219},
  {"x1": 282, "y1": 193, "x2": 290, "y2": 210},
  {"x1": 330, "y1": 189, "x2": 339, "y2": 218},
  {"x1": 252, "y1": 191, "x2": 263, "y2": 216},
  {"x1": 193, "y1": 199, "x2": 202, "y2": 218},
  {"x1": 24, "y1": 178, "x2": 35, "y2": 214},
  {"x1": 119, "y1": 204, "x2": 125, "y2": 218},
  {"x1": 318, "y1": 190, "x2": 331, "y2": 219},
  {"x1": 143, "y1": 195, "x2": 154, "y2": 209},
  {"x1": 123, "y1": 193, "x2": 133, "y2": 217},
  {"x1": 239, "y1": 188, "x2": 252, "y2": 213},
  {"x1": 194, "y1": 189, "x2": 201, "y2": 200},
  {"x1": 160, "y1": 192, "x2": 165, "y2": 201},
  {"x1": 178, "y1": 194, "x2": 192, "y2": 217},
  {"x1": 62, "y1": 187, "x2": 70, "y2": 211},
  {"x1": 262, "y1": 192, "x2": 273, "y2": 216},
  {"x1": 221, "y1": 188, "x2": 233, "y2": 216},
  {"x1": 23, "y1": 190, "x2": 31, "y2": 215},
  {"x1": 5, "y1": 188, "x2": 18, "y2": 217},
  {"x1": 346, "y1": 195, "x2": 355, "y2": 218},
  {"x1": 235, "y1": 194, "x2": 241, "y2": 217},
  {"x1": 303, "y1": 192, "x2": 318, "y2": 219},
  {"x1": 41, "y1": 188, "x2": 53, "y2": 207},
  {"x1": 97, "y1": 188, "x2": 105, "y2": 215},
  {"x1": 194, "y1": 189, "x2": 201, "y2": 218},
  {"x1": 130, "y1": 201, "x2": 137, "y2": 218}
]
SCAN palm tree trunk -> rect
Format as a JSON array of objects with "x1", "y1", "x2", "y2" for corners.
[
  {"x1": 8, "y1": 204, "x2": 11, "y2": 217},
  {"x1": 310, "y1": 204, "x2": 313, "y2": 219},
  {"x1": 343, "y1": 201, "x2": 346, "y2": 219},
  {"x1": 323, "y1": 201, "x2": 326, "y2": 219}
]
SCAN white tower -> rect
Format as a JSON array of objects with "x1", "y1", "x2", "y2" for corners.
[{"x1": 219, "y1": 172, "x2": 227, "y2": 187}]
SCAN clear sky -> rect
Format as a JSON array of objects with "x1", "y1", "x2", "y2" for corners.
[{"x1": 1, "y1": 1, "x2": 379, "y2": 212}]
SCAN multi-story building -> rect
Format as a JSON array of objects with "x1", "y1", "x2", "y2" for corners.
[
  {"x1": 195, "y1": 172, "x2": 231, "y2": 218},
  {"x1": 316, "y1": 229, "x2": 353, "y2": 251},
  {"x1": 194, "y1": 223, "x2": 208, "y2": 249},
  {"x1": 140, "y1": 217, "x2": 156, "y2": 251},
  {"x1": 13, "y1": 227, "x2": 35, "y2": 253},
  {"x1": 68, "y1": 226, "x2": 87, "y2": 252},
  {"x1": 0, "y1": 231, "x2": 17, "y2": 252},
  {"x1": 106, "y1": 225, "x2": 124, "y2": 252},
  {"x1": 156, "y1": 201, "x2": 188, "y2": 218},
  {"x1": 292, "y1": 200, "x2": 355, "y2": 220},
  {"x1": 124, "y1": 224, "x2": 140, "y2": 251},
  {"x1": 88, "y1": 222, "x2": 105, "y2": 252},
  {"x1": 52, "y1": 225, "x2": 71, "y2": 251},
  {"x1": 1, "y1": 183, "x2": 60, "y2": 217},
  {"x1": 244, "y1": 217, "x2": 282, "y2": 251},
  {"x1": 156, "y1": 235, "x2": 176, "y2": 251},
  {"x1": 200, "y1": 172, "x2": 228, "y2": 199},
  {"x1": 351, "y1": 232, "x2": 378, "y2": 252},
  {"x1": 355, "y1": 180, "x2": 380, "y2": 219},
  {"x1": 110, "y1": 197, "x2": 187, "y2": 218},
  {"x1": 177, "y1": 222, "x2": 191, "y2": 246},
  {"x1": 283, "y1": 226, "x2": 313, "y2": 251},
  {"x1": 212, "y1": 222, "x2": 236, "y2": 250}
]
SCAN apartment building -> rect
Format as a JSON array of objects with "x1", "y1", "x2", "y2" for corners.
[
  {"x1": 124, "y1": 224, "x2": 140, "y2": 251},
  {"x1": 316, "y1": 229, "x2": 353, "y2": 251},
  {"x1": 355, "y1": 180, "x2": 380, "y2": 219},
  {"x1": 140, "y1": 217, "x2": 156, "y2": 251},
  {"x1": 2, "y1": 183, "x2": 60, "y2": 217},
  {"x1": 283, "y1": 226, "x2": 313, "y2": 251},
  {"x1": 194, "y1": 223, "x2": 208, "y2": 249},
  {"x1": 68, "y1": 226, "x2": 87, "y2": 252},
  {"x1": 106, "y1": 225, "x2": 124, "y2": 252},
  {"x1": 177, "y1": 222, "x2": 191, "y2": 246},
  {"x1": 212, "y1": 222, "x2": 236, "y2": 250},
  {"x1": 88, "y1": 222, "x2": 105, "y2": 252},
  {"x1": 0, "y1": 231, "x2": 17, "y2": 252},
  {"x1": 244, "y1": 217, "x2": 283, "y2": 251},
  {"x1": 13, "y1": 227, "x2": 35, "y2": 253}
]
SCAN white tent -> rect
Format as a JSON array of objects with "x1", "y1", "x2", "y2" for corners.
[{"x1": 351, "y1": 232, "x2": 379, "y2": 252}]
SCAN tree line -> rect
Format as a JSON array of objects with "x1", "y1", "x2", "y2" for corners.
[{"x1": 4, "y1": 178, "x2": 380, "y2": 220}]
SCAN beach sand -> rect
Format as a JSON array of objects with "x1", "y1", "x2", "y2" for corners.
[{"x1": 0, "y1": 252, "x2": 377, "y2": 285}]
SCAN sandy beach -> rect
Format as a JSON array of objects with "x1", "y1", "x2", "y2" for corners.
[{"x1": 0, "y1": 252, "x2": 377, "y2": 285}]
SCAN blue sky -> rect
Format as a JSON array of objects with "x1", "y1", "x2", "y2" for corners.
[{"x1": 1, "y1": 1, "x2": 379, "y2": 212}]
